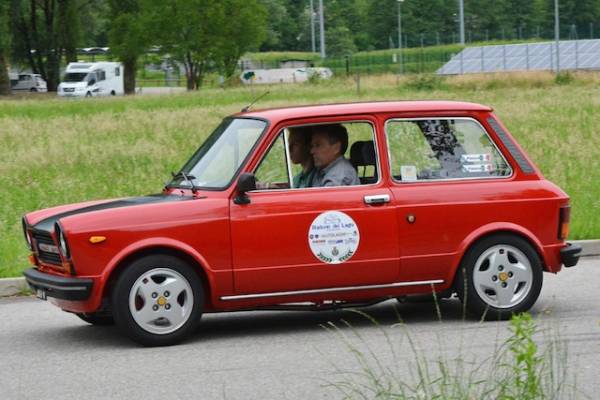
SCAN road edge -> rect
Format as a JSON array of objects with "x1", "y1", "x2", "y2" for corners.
[{"x1": 2, "y1": 239, "x2": 599, "y2": 298}]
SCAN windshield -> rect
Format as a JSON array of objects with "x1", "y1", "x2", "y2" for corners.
[
  {"x1": 169, "y1": 118, "x2": 267, "y2": 190},
  {"x1": 63, "y1": 72, "x2": 89, "y2": 82}
]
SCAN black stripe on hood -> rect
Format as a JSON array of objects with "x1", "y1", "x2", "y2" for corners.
[{"x1": 33, "y1": 193, "x2": 194, "y2": 232}]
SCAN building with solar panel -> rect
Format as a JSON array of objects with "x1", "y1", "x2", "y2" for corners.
[{"x1": 437, "y1": 39, "x2": 600, "y2": 75}]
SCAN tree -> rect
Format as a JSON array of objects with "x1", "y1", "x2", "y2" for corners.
[
  {"x1": 259, "y1": 0, "x2": 290, "y2": 51},
  {"x1": 215, "y1": 0, "x2": 266, "y2": 78},
  {"x1": 0, "y1": 0, "x2": 11, "y2": 95},
  {"x1": 11, "y1": 0, "x2": 81, "y2": 91},
  {"x1": 57, "y1": 0, "x2": 80, "y2": 63},
  {"x1": 108, "y1": 0, "x2": 146, "y2": 94},
  {"x1": 145, "y1": 0, "x2": 266, "y2": 89},
  {"x1": 326, "y1": 25, "x2": 357, "y2": 57},
  {"x1": 143, "y1": 0, "x2": 222, "y2": 90}
]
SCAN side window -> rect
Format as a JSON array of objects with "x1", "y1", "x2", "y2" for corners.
[
  {"x1": 254, "y1": 121, "x2": 379, "y2": 190},
  {"x1": 254, "y1": 132, "x2": 290, "y2": 189},
  {"x1": 386, "y1": 118, "x2": 511, "y2": 181},
  {"x1": 345, "y1": 122, "x2": 378, "y2": 184},
  {"x1": 96, "y1": 70, "x2": 106, "y2": 82},
  {"x1": 115, "y1": 67, "x2": 120, "y2": 77}
]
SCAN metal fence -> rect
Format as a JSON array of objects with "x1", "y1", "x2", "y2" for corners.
[{"x1": 240, "y1": 49, "x2": 460, "y2": 78}]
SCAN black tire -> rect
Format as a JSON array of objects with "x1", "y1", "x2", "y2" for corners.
[
  {"x1": 30, "y1": 87, "x2": 37, "y2": 93},
  {"x1": 110, "y1": 90, "x2": 116, "y2": 96},
  {"x1": 455, "y1": 234, "x2": 543, "y2": 320},
  {"x1": 111, "y1": 255, "x2": 204, "y2": 346},
  {"x1": 85, "y1": 91, "x2": 92, "y2": 97},
  {"x1": 76, "y1": 312, "x2": 114, "y2": 326}
]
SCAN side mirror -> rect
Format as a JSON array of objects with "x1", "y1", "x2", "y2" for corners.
[{"x1": 234, "y1": 173, "x2": 256, "y2": 205}]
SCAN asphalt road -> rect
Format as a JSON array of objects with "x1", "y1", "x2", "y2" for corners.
[{"x1": 1, "y1": 258, "x2": 598, "y2": 400}]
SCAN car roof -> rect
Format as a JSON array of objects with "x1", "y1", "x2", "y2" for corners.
[{"x1": 237, "y1": 100, "x2": 493, "y2": 122}]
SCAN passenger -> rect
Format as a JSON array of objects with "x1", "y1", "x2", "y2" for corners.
[
  {"x1": 288, "y1": 127, "x2": 315, "y2": 188},
  {"x1": 310, "y1": 124, "x2": 360, "y2": 187}
]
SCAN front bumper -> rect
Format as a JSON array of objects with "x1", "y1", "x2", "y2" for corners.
[
  {"x1": 23, "y1": 268, "x2": 93, "y2": 301},
  {"x1": 560, "y1": 243, "x2": 582, "y2": 268}
]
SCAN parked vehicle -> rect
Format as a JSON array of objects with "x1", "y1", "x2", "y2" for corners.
[
  {"x1": 57, "y1": 62, "x2": 124, "y2": 97},
  {"x1": 240, "y1": 67, "x2": 332, "y2": 84},
  {"x1": 22, "y1": 101, "x2": 581, "y2": 346},
  {"x1": 9, "y1": 73, "x2": 48, "y2": 92}
]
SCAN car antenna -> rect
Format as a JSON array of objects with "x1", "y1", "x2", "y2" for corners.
[{"x1": 241, "y1": 91, "x2": 270, "y2": 112}]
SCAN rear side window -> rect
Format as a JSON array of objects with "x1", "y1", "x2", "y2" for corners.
[{"x1": 386, "y1": 118, "x2": 511, "y2": 182}]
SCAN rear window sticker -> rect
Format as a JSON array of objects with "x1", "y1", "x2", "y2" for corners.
[
  {"x1": 461, "y1": 153, "x2": 492, "y2": 163},
  {"x1": 400, "y1": 165, "x2": 418, "y2": 182},
  {"x1": 462, "y1": 163, "x2": 495, "y2": 173}
]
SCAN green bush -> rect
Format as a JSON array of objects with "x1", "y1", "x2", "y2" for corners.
[
  {"x1": 555, "y1": 71, "x2": 575, "y2": 85},
  {"x1": 403, "y1": 74, "x2": 447, "y2": 91}
]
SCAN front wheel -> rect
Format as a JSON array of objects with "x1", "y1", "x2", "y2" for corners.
[
  {"x1": 112, "y1": 255, "x2": 203, "y2": 346},
  {"x1": 456, "y1": 234, "x2": 543, "y2": 320}
]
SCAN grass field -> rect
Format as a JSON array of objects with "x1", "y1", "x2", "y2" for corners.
[{"x1": 1, "y1": 71, "x2": 599, "y2": 278}]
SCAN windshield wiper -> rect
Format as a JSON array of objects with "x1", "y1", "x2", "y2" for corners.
[{"x1": 170, "y1": 171, "x2": 198, "y2": 194}]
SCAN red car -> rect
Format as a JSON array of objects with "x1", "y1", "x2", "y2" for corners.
[{"x1": 22, "y1": 101, "x2": 581, "y2": 346}]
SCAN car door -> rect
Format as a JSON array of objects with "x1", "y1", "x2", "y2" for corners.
[
  {"x1": 384, "y1": 116, "x2": 514, "y2": 283},
  {"x1": 229, "y1": 120, "x2": 401, "y2": 295}
]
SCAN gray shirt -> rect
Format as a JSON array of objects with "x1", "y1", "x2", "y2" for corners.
[{"x1": 311, "y1": 156, "x2": 360, "y2": 187}]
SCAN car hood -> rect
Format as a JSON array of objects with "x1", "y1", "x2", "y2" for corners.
[{"x1": 30, "y1": 193, "x2": 195, "y2": 232}]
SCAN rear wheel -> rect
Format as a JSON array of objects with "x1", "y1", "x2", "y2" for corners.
[
  {"x1": 112, "y1": 255, "x2": 203, "y2": 346},
  {"x1": 456, "y1": 234, "x2": 543, "y2": 320}
]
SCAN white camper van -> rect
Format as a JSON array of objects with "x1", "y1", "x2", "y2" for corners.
[
  {"x1": 58, "y1": 62, "x2": 124, "y2": 97},
  {"x1": 9, "y1": 73, "x2": 48, "y2": 92}
]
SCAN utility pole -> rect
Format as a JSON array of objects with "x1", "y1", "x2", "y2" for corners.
[
  {"x1": 397, "y1": 0, "x2": 404, "y2": 74},
  {"x1": 310, "y1": 0, "x2": 316, "y2": 53},
  {"x1": 319, "y1": 0, "x2": 327, "y2": 58},
  {"x1": 555, "y1": 0, "x2": 560, "y2": 73},
  {"x1": 458, "y1": 0, "x2": 465, "y2": 45},
  {"x1": 319, "y1": 0, "x2": 326, "y2": 58}
]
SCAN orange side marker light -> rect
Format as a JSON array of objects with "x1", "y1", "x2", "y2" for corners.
[{"x1": 89, "y1": 236, "x2": 107, "y2": 244}]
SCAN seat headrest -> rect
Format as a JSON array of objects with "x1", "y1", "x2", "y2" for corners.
[{"x1": 350, "y1": 141, "x2": 376, "y2": 167}]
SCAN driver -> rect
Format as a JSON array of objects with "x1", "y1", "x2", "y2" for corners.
[{"x1": 309, "y1": 124, "x2": 359, "y2": 187}]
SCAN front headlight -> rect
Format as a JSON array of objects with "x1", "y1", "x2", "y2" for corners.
[
  {"x1": 22, "y1": 217, "x2": 32, "y2": 250},
  {"x1": 55, "y1": 223, "x2": 70, "y2": 258}
]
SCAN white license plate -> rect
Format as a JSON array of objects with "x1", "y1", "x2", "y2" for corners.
[{"x1": 36, "y1": 288, "x2": 47, "y2": 300}]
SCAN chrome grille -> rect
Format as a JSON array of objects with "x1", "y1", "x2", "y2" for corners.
[{"x1": 32, "y1": 230, "x2": 62, "y2": 265}]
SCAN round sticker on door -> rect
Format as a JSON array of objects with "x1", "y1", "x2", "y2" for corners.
[{"x1": 308, "y1": 211, "x2": 360, "y2": 264}]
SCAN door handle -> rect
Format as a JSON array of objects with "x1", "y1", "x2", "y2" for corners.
[{"x1": 364, "y1": 194, "x2": 390, "y2": 205}]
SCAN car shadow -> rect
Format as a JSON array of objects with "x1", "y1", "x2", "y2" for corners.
[
  {"x1": 31, "y1": 297, "x2": 534, "y2": 348},
  {"x1": 188, "y1": 297, "x2": 469, "y2": 343},
  {"x1": 27, "y1": 323, "x2": 130, "y2": 349}
]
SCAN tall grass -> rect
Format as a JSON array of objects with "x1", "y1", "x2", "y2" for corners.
[
  {"x1": 1, "y1": 71, "x2": 599, "y2": 277},
  {"x1": 325, "y1": 312, "x2": 582, "y2": 399}
]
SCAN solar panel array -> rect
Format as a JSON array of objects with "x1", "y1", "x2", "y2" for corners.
[{"x1": 437, "y1": 39, "x2": 600, "y2": 75}]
